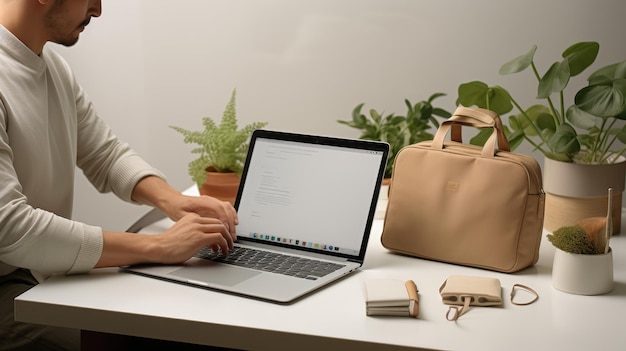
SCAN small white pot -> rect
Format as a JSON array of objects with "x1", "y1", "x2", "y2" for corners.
[{"x1": 552, "y1": 248, "x2": 614, "y2": 295}]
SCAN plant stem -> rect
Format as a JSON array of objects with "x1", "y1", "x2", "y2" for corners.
[
  {"x1": 611, "y1": 145, "x2": 626, "y2": 163},
  {"x1": 598, "y1": 119, "x2": 618, "y2": 163},
  {"x1": 530, "y1": 61, "x2": 542, "y2": 81},
  {"x1": 559, "y1": 91, "x2": 565, "y2": 125},
  {"x1": 523, "y1": 134, "x2": 547, "y2": 155},
  {"x1": 503, "y1": 88, "x2": 550, "y2": 156}
]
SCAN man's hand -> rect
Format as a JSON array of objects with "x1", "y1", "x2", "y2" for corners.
[
  {"x1": 130, "y1": 176, "x2": 238, "y2": 239},
  {"x1": 95, "y1": 176, "x2": 240, "y2": 268},
  {"x1": 97, "y1": 213, "x2": 234, "y2": 268},
  {"x1": 164, "y1": 194, "x2": 238, "y2": 240},
  {"x1": 152, "y1": 213, "x2": 234, "y2": 263}
]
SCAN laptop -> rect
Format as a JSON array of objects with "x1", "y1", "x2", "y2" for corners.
[{"x1": 124, "y1": 129, "x2": 389, "y2": 303}]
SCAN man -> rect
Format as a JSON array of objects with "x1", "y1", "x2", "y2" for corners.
[{"x1": 0, "y1": 1, "x2": 239, "y2": 349}]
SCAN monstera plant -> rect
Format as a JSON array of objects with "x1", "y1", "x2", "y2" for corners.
[
  {"x1": 457, "y1": 41, "x2": 626, "y2": 165},
  {"x1": 456, "y1": 42, "x2": 626, "y2": 234}
]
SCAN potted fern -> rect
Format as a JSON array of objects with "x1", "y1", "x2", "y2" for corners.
[
  {"x1": 456, "y1": 41, "x2": 626, "y2": 233},
  {"x1": 170, "y1": 89, "x2": 268, "y2": 204}
]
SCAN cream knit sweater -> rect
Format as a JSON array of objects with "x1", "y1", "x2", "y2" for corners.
[{"x1": 0, "y1": 25, "x2": 165, "y2": 279}]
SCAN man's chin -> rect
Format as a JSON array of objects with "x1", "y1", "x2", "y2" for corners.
[{"x1": 57, "y1": 36, "x2": 80, "y2": 47}]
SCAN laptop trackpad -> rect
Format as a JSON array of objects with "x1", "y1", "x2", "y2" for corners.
[{"x1": 170, "y1": 263, "x2": 260, "y2": 287}]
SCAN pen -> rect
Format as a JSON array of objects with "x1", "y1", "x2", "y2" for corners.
[
  {"x1": 605, "y1": 188, "x2": 613, "y2": 254},
  {"x1": 405, "y1": 280, "x2": 419, "y2": 318}
]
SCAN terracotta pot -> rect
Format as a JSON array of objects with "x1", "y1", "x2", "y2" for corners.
[
  {"x1": 198, "y1": 167, "x2": 240, "y2": 205},
  {"x1": 543, "y1": 157, "x2": 626, "y2": 235}
]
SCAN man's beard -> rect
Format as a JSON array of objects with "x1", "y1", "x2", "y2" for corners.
[{"x1": 43, "y1": 1, "x2": 86, "y2": 47}]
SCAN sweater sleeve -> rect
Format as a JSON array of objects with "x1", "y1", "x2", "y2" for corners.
[
  {"x1": 0, "y1": 101, "x2": 103, "y2": 274},
  {"x1": 0, "y1": 203, "x2": 103, "y2": 275},
  {"x1": 0, "y1": 36, "x2": 107, "y2": 274},
  {"x1": 0, "y1": 44, "x2": 162, "y2": 275}
]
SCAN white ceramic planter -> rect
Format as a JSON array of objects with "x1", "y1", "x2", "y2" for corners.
[
  {"x1": 552, "y1": 248, "x2": 614, "y2": 295},
  {"x1": 543, "y1": 156, "x2": 626, "y2": 234}
]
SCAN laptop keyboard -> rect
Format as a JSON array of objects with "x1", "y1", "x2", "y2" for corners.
[{"x1": 194, "y1": 246, "x2": 345, "y2": 280}]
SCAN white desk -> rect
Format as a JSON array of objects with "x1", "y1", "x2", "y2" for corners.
[{"x1": 15, "y1": 215, "x2": 626, "y2": 350}]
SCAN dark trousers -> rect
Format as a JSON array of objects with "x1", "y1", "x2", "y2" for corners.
[{"x1": 0, "y1": 269, "x2": 79, "y2": 351}]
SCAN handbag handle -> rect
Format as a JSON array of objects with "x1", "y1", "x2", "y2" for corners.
[{"x1": 432, "y1": 107, "x2": 510, "y2": 157}]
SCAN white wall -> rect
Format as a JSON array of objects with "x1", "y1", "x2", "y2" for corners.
[{"x1": 54, "y1": 0, "x2": 626, "y2": 231}]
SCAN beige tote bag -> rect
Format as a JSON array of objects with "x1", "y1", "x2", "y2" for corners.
[{"x1": 381, "y1": 107, "x2": 545, "y2": 273}]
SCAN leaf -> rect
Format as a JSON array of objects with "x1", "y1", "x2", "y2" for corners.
[
  {"x1": 505, "y1": 127, "x2": 525, "y2": 150},
  {"x1": 588, "y1": 59, "x2": 626, "y2": 81},
  {"x1": 575, "y1": 78, "x2": 626, "y2": 117},
  {"x1": 339, "y1": 104, "x2": 367, "y2": 128},
  {"x1": 457, "y1": 81, "x2": 489, "y2": 107},
  {"x1": 535, "y1": 112, "x2": 557, "y2": 132},
  {"x1": 201, "y1": 115, "x2": 217, "y2": 131},
  {"x1": 537, "y1": 60, "x2": 570, "y2": 98},
  {"x1": 509, "y1": 104, "x2": 552, "y2": 137},
  {"x1": 469, "y1": 128, "x2": 493, "y2": 147},
  {"x1": 562, "y1": 41, "x2": 599, "y2": 77},
  {"x1": 486, "y1": 86, "x2": 515, "y2": 115},
  {"x1": 577, "y1": 133, "x2": 596, "y2": 151},
  {"x1": 615, "y1": 60, "x2": 626, "y2": 79},
  {"x1": 427, "y1": 92, "x2": 447, "y2": 103},
  {"x1": 404, "y1": 99, "x2": 415, "y2": 117},
  {"x1": 354, "y1": 112, "x2": 368, "y2": 127},
  {"x1": 616, "y1": 110, "x2": 626, "y2": 120},
  {"x1": 388, "y1": 115, "x2": 405, "y2": 126},
  {"x1": 566, "y1": 104, "x2": 597, "y2": 130},
  {"x1": 546, "y1": 152, "x2": 574, "y2": 162},
  {"x1": 499, "y1": 45, "x2": 537, "y2": 75},
  {"x1": 547, "y1": 124, "x2": 580, "y2": 154},
  {"x1": 432, "y1": 107, "x2": 452, "y2": 119},
  {"x1": 414, "y1": 101, "x2": 433, "y2": 121},
  {"x1": 171, "y1": 89, "x2": 268, "y2": 178},
  {"x1": 351, "y1": 103, "x2": 366, "y2": 123},
  {"x1": 370, "y1": 109, "x2": 382, "y2": 124},
  {"x1": 616, "y1": 124, "x2": 626, "y2": 144},
  {"x1": 456, "y1": 81, "x2": 513, "y2": 115},
  {"x1": 588, "y1": 75, "x2": 613, "y2": 86}
]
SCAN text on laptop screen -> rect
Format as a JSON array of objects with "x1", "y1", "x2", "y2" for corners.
[{"x1": 235, "y1": 137, "x2": 385, "y2": 256}]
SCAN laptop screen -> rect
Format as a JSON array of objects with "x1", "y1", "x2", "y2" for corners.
[{"x1": 234, "y1": 130, "x2": 388, "y2": 260}]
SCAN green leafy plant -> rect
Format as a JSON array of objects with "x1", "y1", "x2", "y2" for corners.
[
  {"x1": 170, "y1": 89, "x2": 268, "y2": 187},
  {"x1": 337, "y1": 93, "x2": 451, "y2": 178},
  {"x1": 457, "y1": 41, "x2": 626, "y2": 164}
]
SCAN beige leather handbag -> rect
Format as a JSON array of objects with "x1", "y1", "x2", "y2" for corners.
[{"x1": 381, "y1": 107, "x2": 545, "y2": 273}]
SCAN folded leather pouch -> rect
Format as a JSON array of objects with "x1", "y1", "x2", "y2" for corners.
[
  {"x1": 439, "y1": 275, "x2": 503, "y2": 321},
  {"x1": 365, "y1": 279, "x2": 419, "y2": 318}
]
